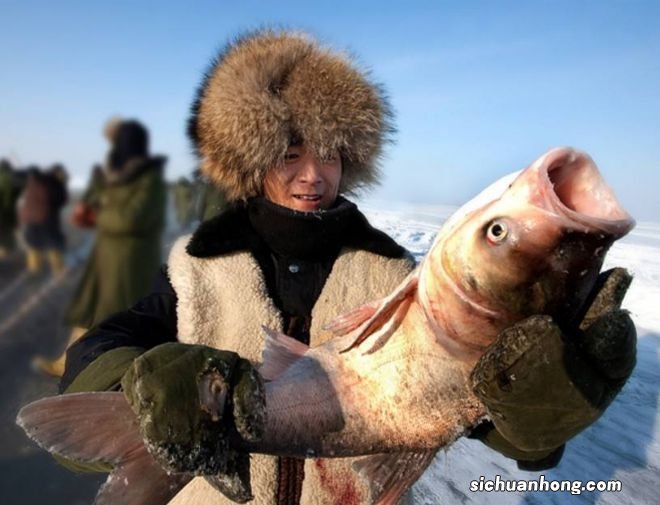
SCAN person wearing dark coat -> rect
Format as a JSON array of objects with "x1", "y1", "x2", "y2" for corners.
[
  {"x1": 34, "y1": 118, "x2": 167, "y2": 377},
  {"x1": 48, "y1": 30, "x2": 635, "y2": 505},
  {"x1": 17, "y1": 164, "x2": 68, "y2": 274},
  {"x1": 0, "y1": 158, "x2": 21, "y2": 258}
]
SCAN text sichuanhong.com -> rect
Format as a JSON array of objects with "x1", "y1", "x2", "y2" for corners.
[{"x1": 469, "y1": 475, "x2": 622, "y2": 496}]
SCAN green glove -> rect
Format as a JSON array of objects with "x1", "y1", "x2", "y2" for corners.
[
  {"x1": 470, "y1": 268, "x2": 636, "y2": 468},
  {"x1": 121, "y1": 342, "x2": 266, "y2": 481}
]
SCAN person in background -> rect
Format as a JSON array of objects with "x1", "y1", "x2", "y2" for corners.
[
  {"x1": 34, "y1": 118, "x2": 167, "y2": 377},
  {"x1": 0, "y1": 158, "x2": 21, "y2": 259},
  {"x1": 45, "y1": 163, "x2": 69, "y2": 273},
  {"x1": 172, "y1": 175, "x2": 194, "y2": 230},
  {"x1": 70, "y1": 164, "x2": 104, "y2": 230},
  {"x1": 17, "y1": 164, "x2": 68, "y2": 275},
  {"x1": 57, "y1": 30, "x2": 636, "y2": 505},
  {"x1": 193, "y1": 168, "x2": 228, "y2": 222}
]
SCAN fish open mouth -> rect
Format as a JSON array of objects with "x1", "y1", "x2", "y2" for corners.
[{"x1": 541, "y1": 148, "x2": 634, "y2": 236}]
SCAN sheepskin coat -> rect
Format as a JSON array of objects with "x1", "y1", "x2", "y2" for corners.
[
  {"x1": 61, "y1": 197, "x2": 415, "y2": 504},
  {"x1": 166, "y1": 216, "x2": 414, "y2": 505}
]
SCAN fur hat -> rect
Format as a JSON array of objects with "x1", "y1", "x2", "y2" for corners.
[
  {"x1": 188, "y1": 29, "x2": 395, "y2": 201},
  {"x1": 103, "y1": 115, "x2": 123, "y2": 142}
]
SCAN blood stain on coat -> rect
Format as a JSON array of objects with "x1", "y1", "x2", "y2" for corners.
[{"x1": 314, "y1": 459, "x2": 361, "y2": 505}]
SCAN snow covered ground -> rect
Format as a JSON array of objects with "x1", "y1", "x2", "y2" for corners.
[{"x1": 358, "y1": 199, "x2": 659, "y2": 505}]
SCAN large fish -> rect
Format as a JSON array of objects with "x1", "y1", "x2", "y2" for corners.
[{"x1": 17, "y1": 147, "x2": 634, "y2": 505}]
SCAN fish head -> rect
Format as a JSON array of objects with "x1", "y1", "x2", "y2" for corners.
[{"x1": 421, "y1": 147, "x2": 635, "y2": 354}]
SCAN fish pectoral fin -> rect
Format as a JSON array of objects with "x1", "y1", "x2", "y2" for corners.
[
  {"x1": 16, "y1": 391, "x2": 144, "y2": 465},
  {"x1": 260, "y1": 326, "x2": 310, "y2": 381},
  {"x1": 340, "y1": 269, "x2": 419, "y2": 354},
  {"x1": 94, "y1": 451, "x2": 192, "y2": 505},
  {"x1": 323, "y1": 300, "x2": 380, "y2": 335},
  {"x1": 353, "y1": 449, "x2": 438, "y2": 505}
]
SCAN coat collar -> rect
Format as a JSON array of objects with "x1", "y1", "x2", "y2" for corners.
[
  {"x1": 103, "y1": 156, "x2": 166, "y2": 186},
  {"x1": 186, "y1": 197, "x2": 406, "y2": 260}
]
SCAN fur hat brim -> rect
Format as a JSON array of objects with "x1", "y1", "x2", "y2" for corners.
[{"x1": 188, "y1": 29, "x2": 395, "y2": 201}]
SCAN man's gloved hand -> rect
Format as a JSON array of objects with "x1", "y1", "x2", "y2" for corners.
[
  {"x1": 121, "y1": 342, "x2": 266, "y2": 481},
  {"x1": 470, "y1": 268, "x2": 637, "y2": 470}
]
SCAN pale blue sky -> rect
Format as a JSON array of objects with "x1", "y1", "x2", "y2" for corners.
[{"x1": 1, "y1": 1, "x2": 659, "y2": 219}]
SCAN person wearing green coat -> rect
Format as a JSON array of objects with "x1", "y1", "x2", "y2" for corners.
[
  {"x1": 0, "y1": 158, "x2": 21, "y2": 258},
  {"x1": 34, "y1": 118, "x2": 167, "y2": 377},
  {"x1": 172, "y1": 176, "x2": 195, "y2": 230},
  {"x1": 82, "y1": 164, "x2": 105, "y2": 210},
  {"x1": 193, "y1": 169, "x2": 228, "y2": 222}
]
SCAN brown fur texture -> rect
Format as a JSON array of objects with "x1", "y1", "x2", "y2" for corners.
[{"x1": 188, "y1": 29, "x2": 395, "y2": 201}]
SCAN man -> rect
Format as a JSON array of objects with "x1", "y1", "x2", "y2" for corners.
[{"x1": 60, "y1": 30, "x2": 635, "y2": 505}]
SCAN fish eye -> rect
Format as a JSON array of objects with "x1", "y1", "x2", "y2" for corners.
[{"x1": 486, "y1": 220, "x2": 508, "y2": 244}]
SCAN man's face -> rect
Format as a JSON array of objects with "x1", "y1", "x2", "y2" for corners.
[{"x1": 263, "y1": 145, "x2": 342, "y2": 212}]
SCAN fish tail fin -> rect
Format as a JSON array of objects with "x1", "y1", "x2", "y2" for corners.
[
  {"x1": 17, "y1": 391, "x2": 191, "y2": 504},
  {"x1": 16, "y1": 392, "x2": 143, "y2": 464},
  {"x1": 94, "y1": 453, "x2": 191, "y2": 505},
  {"x1": 260, "y1": 325, "x2": 309, "y2": 380}
]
